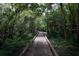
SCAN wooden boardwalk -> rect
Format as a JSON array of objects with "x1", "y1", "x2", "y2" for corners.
[{"x1": 20, "y1": 32, "x2": 58, "y2": 56}]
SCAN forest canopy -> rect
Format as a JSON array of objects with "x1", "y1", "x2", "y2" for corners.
[{"x1": 0, "y1": 3, "x2": 79, "y2": 56}]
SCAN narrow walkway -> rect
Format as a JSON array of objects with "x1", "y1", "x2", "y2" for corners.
[{"x1": 24, "y1": 32, "x2": 53, "y2": 56}]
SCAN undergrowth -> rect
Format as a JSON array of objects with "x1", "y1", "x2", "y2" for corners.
[
  {"x1": 49, "y1": 36, "x2": 79, "y2": 56},
  {"x1": 0, "y1": 33, "x2": 34, "y2": 56}
]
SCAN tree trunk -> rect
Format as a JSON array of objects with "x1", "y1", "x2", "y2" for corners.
[{"x1": 60, "y1": 3, "x2": 67, "y2": 40}]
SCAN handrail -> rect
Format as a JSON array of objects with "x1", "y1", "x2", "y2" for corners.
[
  {"x1": 19, "y1": 33, "x2": 38, "y2": 56},
  {"x1": 44, "y1": 35, "x2": 58, "y2": 56}
]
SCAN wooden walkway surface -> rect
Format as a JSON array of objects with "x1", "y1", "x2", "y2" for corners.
[{"x1": 20, "y1": 32, "x2": 58, "y2": 56}]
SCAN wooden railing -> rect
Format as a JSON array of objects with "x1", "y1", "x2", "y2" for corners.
[
  {"x1": 44, "y1": 35, "x2": 58, "y2": 56},
  {"x1": 19, "y1": 33, "x2": 38, "y2": 56}
]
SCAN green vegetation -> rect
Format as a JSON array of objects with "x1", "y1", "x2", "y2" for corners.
[{"x1": 0, "y1": 3, "x2": 79, "y2": 56}]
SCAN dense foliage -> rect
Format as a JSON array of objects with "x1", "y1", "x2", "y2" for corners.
[{"x1": 0, "y1": 3, "x2": 79, "y2": 55}]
